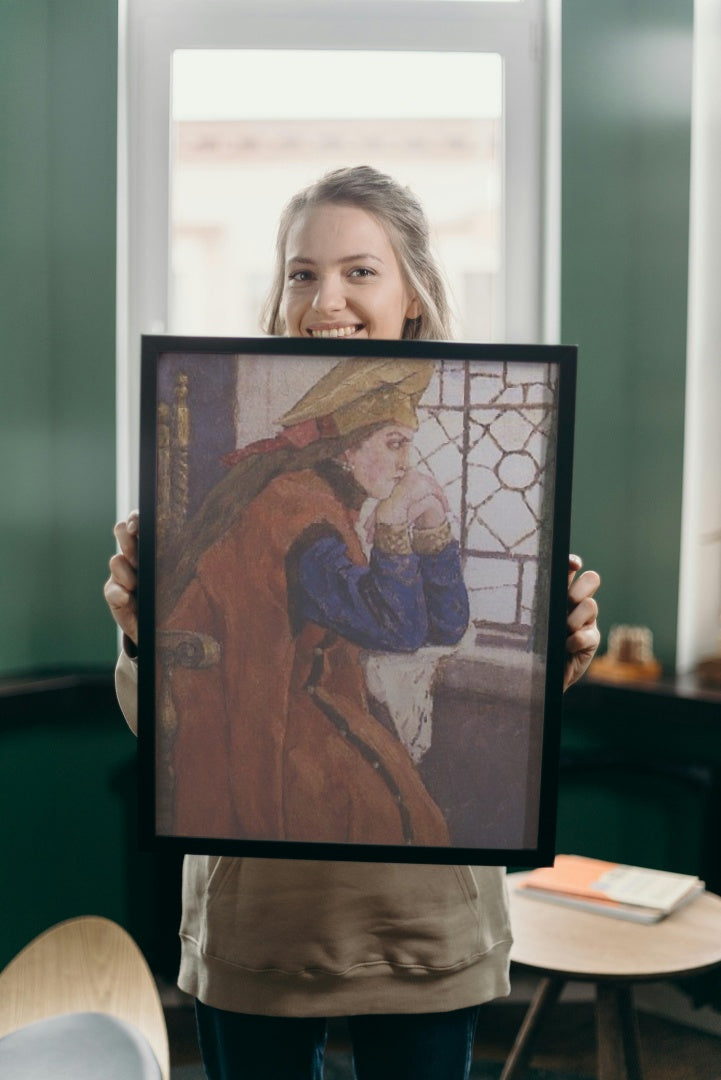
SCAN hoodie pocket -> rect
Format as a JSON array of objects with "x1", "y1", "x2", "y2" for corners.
[
  {"x1": 183, "y1": 856, "x2": 510, "y2": 976},
  {"x1": 453, "y1": 864, "x2": 480, "y2": 906}
]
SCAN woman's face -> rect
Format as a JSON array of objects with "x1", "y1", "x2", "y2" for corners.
[
  {"x1": 344, "y1": 425, "x2": 415, "y2": 500},
  {"x1": 281, "y1": 203, "x2": 421, "y2": 341}
]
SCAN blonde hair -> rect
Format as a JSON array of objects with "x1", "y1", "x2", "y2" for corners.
[{"x1": 262, "y1": 166, "x2": 453, "y2": 341}]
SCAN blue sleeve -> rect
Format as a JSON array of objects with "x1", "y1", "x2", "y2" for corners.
[
  {"x1": 419, "y1": 540, "x2": 470, "y2": 645},
  {"x1": 297, "y1": 533, "x2": 468, "y2": 652}
]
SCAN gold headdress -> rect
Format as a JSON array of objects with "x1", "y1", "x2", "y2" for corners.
[
  {"x1": 223, "y1": 357, "x2": 435, "y2": 466},
  {"x1": 280, "y1": 357, "x2": 435, "y2": 436}
]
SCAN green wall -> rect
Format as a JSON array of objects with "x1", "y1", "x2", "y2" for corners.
[
  {"x1": 0, "y1": 0, "x2": 118, "y2": 676},
  {"x1": 0, "y1": 0, "x2": 130, "y2": 971},
  {"x1": 562, "y1": 0, "x2": 693, "y2": 669}
]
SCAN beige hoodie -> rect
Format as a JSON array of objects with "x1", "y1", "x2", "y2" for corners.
[{"x1": 116, "y1": 651, "x2": 512, "y2": 1016}]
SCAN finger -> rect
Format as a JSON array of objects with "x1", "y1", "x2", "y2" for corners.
[
  {"x1": 103, "y1": 578, "x2": 133, "y2": 612},
  {"x1": 113, "y1": 519, "x2": 139, "y2": 567},
  {"x1": 568, "y1": 568, "x2": 601, "y2": 607},
  {"x1": 108, "y1": 552, "x2": 137, "y2": 592},
  {"x1": 567, "y1": 553, "x2": 583, "y2": 588},
  {"x1": 103, "y1": 580, "x2": 139, "y2": 641},
  {"x1": 566, "y1": 594, "x2": 599, "y2": 634},
  {"x1": 566, "y1": 623, "x2": 601, "y2": 657},
  {"x1": 405, "y1": 470, "x2": 443, "y2": 498},
  {"x1": 424, "y1": 476, "x2": 449, "y2": 510},
  {"x1": 407, "y1": 493, "x2": 446, "y2": 525}
]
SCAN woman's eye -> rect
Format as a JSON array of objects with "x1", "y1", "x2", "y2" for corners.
[
  {"x1": 349, "y1": 267, "x2": 375, "y2": 279},
  {"x1": 288, "y1": 270, "x2": 313, "y2": 283}
]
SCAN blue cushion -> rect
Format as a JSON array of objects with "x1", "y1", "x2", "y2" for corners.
[{"x1": 0, "y1": 1011, "x2": 162, "y2": 1079}]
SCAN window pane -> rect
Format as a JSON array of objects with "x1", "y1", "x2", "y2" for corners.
[
  {"x1": 170, "y1": 49, "x2": 503, "y2": 340},
  {"x1": 415, "y1": 360, "x2": 557, "y2": 643},
  {"x1": 344, "y1": 1, "x2": 521, "y2": 4}
]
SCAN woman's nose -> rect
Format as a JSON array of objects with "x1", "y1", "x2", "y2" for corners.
[{"x1": 312, "y1": 274, "x2": 345, "y2": 314}]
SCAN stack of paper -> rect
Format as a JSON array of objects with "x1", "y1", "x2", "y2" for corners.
[{"x1": 517, "y1": 854, "x2": 705, "y2": 923}]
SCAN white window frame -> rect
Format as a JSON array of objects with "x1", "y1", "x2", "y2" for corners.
[
  {"x1": 117, "y1": 0, "x2": 558, "y2": 511},
  {"x1": 676, "y1": 0, "x2": 721, "y2": 674}
]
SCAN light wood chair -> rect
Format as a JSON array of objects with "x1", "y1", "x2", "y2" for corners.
[{"x1": 0, "y1": 915, "x2": 169, "y2": 1079}]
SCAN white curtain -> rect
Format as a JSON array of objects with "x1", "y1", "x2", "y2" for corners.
[{"x1": 677, "y1": 0, "x2": 721, "y2": 672}]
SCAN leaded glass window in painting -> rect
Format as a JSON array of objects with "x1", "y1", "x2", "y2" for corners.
[{"x1": 415, "y1": 361, "x2": 558, "y2": 652}]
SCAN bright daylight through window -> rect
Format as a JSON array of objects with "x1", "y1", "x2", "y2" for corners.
[
  {"x1": 119, "y1": 0, "x2": 549, "y2": 511},
  {"x1": 170, "y1": 50, "x2": 503, "y2": 343}
]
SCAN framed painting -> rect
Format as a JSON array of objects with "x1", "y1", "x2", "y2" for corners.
[{"x1": 138, "y1": 336, "x2": 576, "y2": 865}]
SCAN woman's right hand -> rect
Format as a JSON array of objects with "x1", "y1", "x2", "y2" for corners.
[{"x1": 103, "y1": 510, "x2": 139, "y2": 646}]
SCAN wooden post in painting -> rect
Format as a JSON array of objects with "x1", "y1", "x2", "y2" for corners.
[
  {"x1": 171, "y1": 372, "x2": 190, "y2": 532},
  {"x1": 156, "y1": 630, "x2": 222, "y2": 835},
  {"x1": 157, "y1": 402, "x2": 171, "y2": 551},
  {"x1": 156, "y1": 370, "x2": 197, "y2": 834}
]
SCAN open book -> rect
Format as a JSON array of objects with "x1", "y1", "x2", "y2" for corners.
[{"x1": 516, "y1": 854, "x2": 705, "y2": 923}]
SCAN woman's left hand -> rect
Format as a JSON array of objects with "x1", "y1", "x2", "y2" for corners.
[{"x1": 564, "y1": 555, "x2": 601, "y2": 691}]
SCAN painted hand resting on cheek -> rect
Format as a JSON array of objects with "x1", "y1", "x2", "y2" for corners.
[{"x1": 375, "y1": 470, "x2": 449, "y2": 530}]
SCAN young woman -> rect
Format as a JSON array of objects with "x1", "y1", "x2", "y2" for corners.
[{"x1": 106, "y1": 166, "x2": 600, "y2": 1080}]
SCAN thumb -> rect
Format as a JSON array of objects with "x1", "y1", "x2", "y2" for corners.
[{"x1": 568, "y1": 553, "x2": 583, "y2": 590}]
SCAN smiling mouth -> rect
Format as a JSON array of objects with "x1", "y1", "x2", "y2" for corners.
[{"x1": 307, "y1": 324, "x2": 364, "y2": 339}]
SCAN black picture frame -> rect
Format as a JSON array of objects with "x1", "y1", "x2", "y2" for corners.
[{"x1": 138, "y1": 336, "x2": 576, "y2": 865}]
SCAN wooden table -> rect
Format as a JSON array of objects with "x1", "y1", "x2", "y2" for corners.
[{"x1": 503, "y1": 873, "x2": 721, "y2": 1080}]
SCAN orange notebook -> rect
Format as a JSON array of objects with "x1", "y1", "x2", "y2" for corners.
[{"x1": 517, "y1": 855, "x2": 703, "y2": 923}]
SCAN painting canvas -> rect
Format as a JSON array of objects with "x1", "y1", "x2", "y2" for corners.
[{"x1": 138, "y1": 336, "x2": 576, "y2": 864}]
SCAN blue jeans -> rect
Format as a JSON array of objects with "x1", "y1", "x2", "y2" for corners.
[{"x1": 195, "y1": 1000, "x2": 481, "y2": 1080}]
